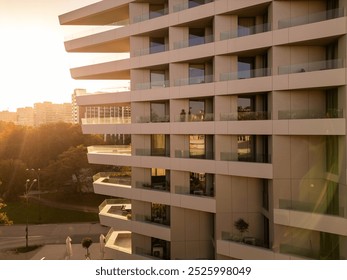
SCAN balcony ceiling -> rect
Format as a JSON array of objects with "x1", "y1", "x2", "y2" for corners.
[
  {"x1": 65, "y1": 37, "x2": 130, "y2": 53},
  {"x1": 60, "y1": 2, "x2": 129, "y2": 25},
  {"x1": 71, "y1": 69, "x2": 130, "y2": 80}
]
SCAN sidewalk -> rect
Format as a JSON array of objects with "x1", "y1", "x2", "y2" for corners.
[
  {"x1": 31, "y1": 243, "x2": 108, "y2": 260},
  {"x1": 0, "y1": 223, "x2": 110, "y2": 260}
]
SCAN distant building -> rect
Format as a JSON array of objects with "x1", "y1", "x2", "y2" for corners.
[
  {"x1": 17, "y1": 107, "x2": 35, "y2": 126},
  {"x1": 72, "y1": 89, "x2": 87, "y2": 124},
  {"x1": 0, "y1": 111, "x2": 17, "y2": 123},
  {"x1": 34, "y1": 102, "x2": 73, "y2": 126}
]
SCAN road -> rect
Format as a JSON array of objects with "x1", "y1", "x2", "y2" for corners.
[{"x1": 0, "y1": 223, "x2": 109, "y2": 250}]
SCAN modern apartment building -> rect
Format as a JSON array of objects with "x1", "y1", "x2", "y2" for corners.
[{"x1": 60, "y1": 0, "x2": 347, "y2": 260}]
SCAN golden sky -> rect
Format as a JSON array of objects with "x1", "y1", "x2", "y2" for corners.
[{"x1": 0, "y1": 0, "x2": 120, "y2": 111}]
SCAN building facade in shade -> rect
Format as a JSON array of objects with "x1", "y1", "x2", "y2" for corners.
[
  {"x1": 60, "y1": 0, "x2": 347, "y2": 260},
  {"x1": 72, "y1": 89, "x2": 87, "y2": 124}
]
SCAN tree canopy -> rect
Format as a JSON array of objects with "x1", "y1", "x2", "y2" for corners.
[{"x1": 0, "y1": 122, "x2": 106, "y2": 201}]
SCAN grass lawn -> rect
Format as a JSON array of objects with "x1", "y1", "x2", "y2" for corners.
[{"x1": 4, "y1": 200, "x2": 99, "y2": 224}]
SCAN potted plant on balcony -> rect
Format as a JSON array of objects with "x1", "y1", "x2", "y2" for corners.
[
  {"x1": 234, "y1": 218, "x2": 249, "y2": 242},
  {"x1": 81, "y1": 237, "x2": 93, "y2": 260}
]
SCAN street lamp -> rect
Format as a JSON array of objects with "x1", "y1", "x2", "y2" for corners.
[
  {"x1": 27, "y1": 168, "x2": 41, "y2": 222},
  {"x1": 25, "y1": 178, "x2": 37, "y2": 249}
]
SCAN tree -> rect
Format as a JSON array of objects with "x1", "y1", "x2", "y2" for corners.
[
  {"x1": 234, "y1": 218, "x2": 249, "y2": 241},
  {"x1": 42, "y1": 145, "x2": 92, "y2": 192},
  {"x1": 0, "y1": 200, "x2": 12, "y2": 225},
  {"x1": 81, "y1": 237, "x2": 93, "y2": 260},
  {"x1": 0, "y1": 159, "x2": 28, "y2": 200}
]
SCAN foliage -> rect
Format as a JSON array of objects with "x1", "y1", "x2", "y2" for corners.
[
  {"x1": 234, "y1": 218, "x2": 249, "y2": 234},
  {"x1": 0, "y1": 159, "x2": 28, "y2": 200},
  {"x1": 4, "y1": 200, "x2": 98, "y2": 224},
  {"x1": 81, "y1": 237, "x2": 93, "y2": 249},
  {"x1": 0, "y1": 200, "x2": 13, "y2": 225},
  {"x1": 82, "y1": 237, "x2": 93, "y2": 259},
  {"x1": 0, "y1": 122, "x2": 106, "y2": 199}
]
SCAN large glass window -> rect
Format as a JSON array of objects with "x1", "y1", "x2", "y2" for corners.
[
  {"x1": 238, "y1": 17, "x2": 255, "y2": 36},
  {"x1": 188, "y1": 0, "x2": 206, "y2": 8},
  {"x1": 189, "y1": 28, "x2": 205, "y2": 46},
  {"x1": 150, "y1": 102, "x2": 168, "y2": 122},
  {"x1": 150, "y1": 37, "x2": 166, "y2": 54},
  {"x1": 149, "y1": 4, "x2": 166, "y2": 19},
  {"x1": 238, "y1": 135, "x2": 255, "y2": 161},
  {"x1": 150, "y1": 70, "x2": 166, "y2": 88},
  {"x1": 238, "y1": 57, "x2": 255, "y2": 79},
  {"x1": 190, "y1": 172, "x2": 214, "y2": 196},
  {"x1": 189, "y1": 64, "x2": 205, "y2": 84},
  {"x1": 151, "y1": 134, "x2": 169, "y2": 156},
  {"x1": 190, "y1": 135, "x2": 205, "y2": 158},
  {"x1": 151, "y1": 168, "x2": 169, "y2": 191},
  {"x1": 326, "y1": 135, "x2": 338, "y2": 174}
]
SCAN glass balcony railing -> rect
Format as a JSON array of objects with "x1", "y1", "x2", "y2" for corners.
[
  {"x1": 93, "y1": 172, "x2": 131, "y2": 186},
  {"x1": 135, "y1": 214, "x2": 170, "y2": 227},
  {"x1": 278, "y1": 108, "x2": 343, "y2": 120},
  {"x1": 278, "y1": 8, "x2": 344, "y2": 29},
  {"x1": 136, "y1": 181, "x2": 170, "y2": 192},
  {"x1": 173, "y1": 34, "x2": 214, "y2": 49},
  {"x1": 133, "y1": 8, "x2": 169, "y2": 23},
  {"x1": 87, "y1": 145, "x2": 131, "y2": 155},
  {"x1": 174, "y1": 75, "x2": 214, "y2": 86},
  {"x1": 280, "y1": 235, "x2": 347, "y2": 260},
  {"x1": 175, "y1": 185, "x2": 214, "y2": 198},
  {"x1": 136, "y1": 115, "x2": 170, "y2": 123},
  {"x1": 135, "y1": 148, "x2": 170, "y2": 157},
  {"x1": 134, "y1": 44, "x2": 169, "y2": 56},
  {"x1": 220, "y1": 23, "x2": 271, "y2": 40},
  {"x1": 135, "y1": 80, "x2": 170, "y2": 90},
  {"x1": 220, "y1": 111, "x2": 271, "y2": 121},
  {"x1": 279, "y1": 199, "x2": 345, "y2": 218},
  {"x1": 222, "y1": 231, "x2": 269, "y2": 249},
  {"x1": 82, "y1": 117, "x2": 131, "y2": 124},
  {"x1": 173, "y1": 0, "x2": 213, "y2": 12},
  {"x1": 278, "y1": 59, "x2": 344, "y2": 75},
  {"x1": 175, "y1": 149, "x2": 214, "y2": 160},
  {"x1": 175, "y1": 112, "x2": 214, "y2": 122},
  {"x1": 220, "y1": 152, "x2": 271, "y2": 163},
  {"x1": 220, "y1": 68, "x2": 271, "y2": 81}
]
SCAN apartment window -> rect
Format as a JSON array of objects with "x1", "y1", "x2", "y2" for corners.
[
  {"x1": 238, "y1": 96, "x2": 255, "y2": 113},
  {"x1": 189, "y1": 64, "x2": 205, "y2": 84},
  {"x1": 190, "y1": 135, "x2": 205, "y2": 158},
  {"x1": 326, "y1": 135, "x2": 338, "y2": 174},
  {"x1": 150, "y1": 37, "x2": 165, "y2": 54},
  {"x1": 149, "y1": 4, "x2": 165, "y2": 19},
  {"x1": 188, "y1": 0, "x2": 206, "y2": 8},
  {"x1": 189, "y1": 134, "x2": 213, "y2": 159},
  {"x1": 151, "y1": 168, "x2": 169, "y2": 190},
  {"x1": 238, "y1": 135, "x2": 255, "y2": 161},
  {"x1": 151, "y1": 102, "x2": 168, "y2": 122},
  {"x1": 326, "y1": 88, "x2": 338, "y2": 117},
  {"x1": 190, "y1": 172, "x2": 214, "y2": 196},
  {"x1": 238, "y1": 57, "x2": 255, "y2": 79},
  {"x1": 150, "y1": 70, "x2": 166, "y2": 88},
  {"x1": 151, "y1": 203, "x2": 170, "y2": 225},
  {"x1": 263, "y1": 216, "x2": 270, "y2": 249},
  {"x1": 151, "y1": 134, "x2": 169, "y2": 156},
  {"x1": 189, "y1": 28, "x2": 205, "y2": 46},
  {"x1": 262, "y1": 179, "x2": 269, "y2": 210},
  {"x1": 238, "y1": 17, "x2": 255, "y2": 36}
]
